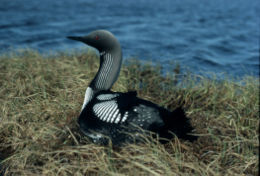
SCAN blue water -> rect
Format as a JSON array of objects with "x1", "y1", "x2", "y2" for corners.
[{"x1": 0, "y1": 0, "x2": 259, "y2": 78}]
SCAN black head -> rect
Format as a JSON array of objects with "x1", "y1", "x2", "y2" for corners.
[{"x1": 67, "y1": 30, "x2": 120, "y2": 52}]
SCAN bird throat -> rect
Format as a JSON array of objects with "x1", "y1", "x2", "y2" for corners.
[{"x1": 90, "y1": 52, "x2": 121, "y2": 91}]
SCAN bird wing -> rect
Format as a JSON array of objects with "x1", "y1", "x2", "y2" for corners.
[
  {"x1": 90, "y1": 91, "x2": 137, "y2": 124},
  {"x1": 92, "y1": 91, "x2": 164, "y2": 131}
]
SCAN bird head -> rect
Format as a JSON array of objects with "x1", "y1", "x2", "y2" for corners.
[{"x1": 67, "y1": 30, "x2": 120, "y2": 52}]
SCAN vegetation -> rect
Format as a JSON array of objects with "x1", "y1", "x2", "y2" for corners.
[{"x1": 0, "y1": 50, "x2": 259, "y2": 175}]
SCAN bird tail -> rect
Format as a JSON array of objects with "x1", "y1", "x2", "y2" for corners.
[{"x1": 161, "y1": 107, "x2": 197, "y2": 142}]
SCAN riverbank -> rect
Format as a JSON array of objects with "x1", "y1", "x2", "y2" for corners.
[{"x1": 0, "y1": 50, "x2": 258, "y2": 175}]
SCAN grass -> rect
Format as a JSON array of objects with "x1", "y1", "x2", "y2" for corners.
[{"x1": 0, "y1": 49, "x2": 259, "y2": 176}]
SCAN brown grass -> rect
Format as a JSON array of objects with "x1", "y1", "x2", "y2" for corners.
[{"x1": 0, "y1": 49, "x2": 259, "y2": 175}]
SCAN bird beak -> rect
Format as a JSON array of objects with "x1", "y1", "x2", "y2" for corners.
[
  {"x1": 67, "y1": 35, "x2": 94, "y2": 48},
  {"x1": 67, "y1": 36, "x2": 84, "y2": 42}
]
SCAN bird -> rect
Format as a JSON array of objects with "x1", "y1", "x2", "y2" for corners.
[{"x1": 67, "y1": 30, "x2": 196, "y2": 146}]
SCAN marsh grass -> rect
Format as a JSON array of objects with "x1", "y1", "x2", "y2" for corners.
[{"x1": 0, "y1": 49, "x2": 259, "y2": 175}]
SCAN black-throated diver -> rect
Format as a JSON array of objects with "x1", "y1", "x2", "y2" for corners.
[{"x1": 67, "y1": 30, "x2": 196, "y2": 145}]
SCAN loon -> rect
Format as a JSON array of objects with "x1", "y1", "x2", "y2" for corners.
[{"x1": 67, "y1": 30, "x2": 196, "y2": 146}]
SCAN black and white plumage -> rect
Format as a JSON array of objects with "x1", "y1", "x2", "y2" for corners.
[{"x1": 67, "y1": 30, "x2": 196, "y2": 146}]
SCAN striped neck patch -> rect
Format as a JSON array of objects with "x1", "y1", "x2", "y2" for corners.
[{"x1": 95, "y1": 53, "x2": 114, "y2": 89}]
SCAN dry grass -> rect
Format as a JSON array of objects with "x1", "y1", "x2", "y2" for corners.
[{"x1": 0, "y1": 49, "x2": 259, "y2": 176}]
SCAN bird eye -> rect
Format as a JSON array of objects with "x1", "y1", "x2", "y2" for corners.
[{"x1": 95, "y1": 35, "x2": 100, "y2": 40}]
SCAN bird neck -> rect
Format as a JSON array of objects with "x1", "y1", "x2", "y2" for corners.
[{"x1": 90, "y1": 49, "x2": 122, "y2": 92}]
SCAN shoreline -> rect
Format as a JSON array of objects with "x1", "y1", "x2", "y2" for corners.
[{"x1": 0, "y1": 48, "x2": 258, "y2": 80}]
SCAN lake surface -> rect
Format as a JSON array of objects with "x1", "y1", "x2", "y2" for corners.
[{"x1": 0, "y1": 0, "x2": 259, "y2": 78}]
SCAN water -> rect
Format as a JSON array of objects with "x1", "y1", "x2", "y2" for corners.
[{"x1": 0, "y1": 0, "x2": 259, "y2": 78}]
